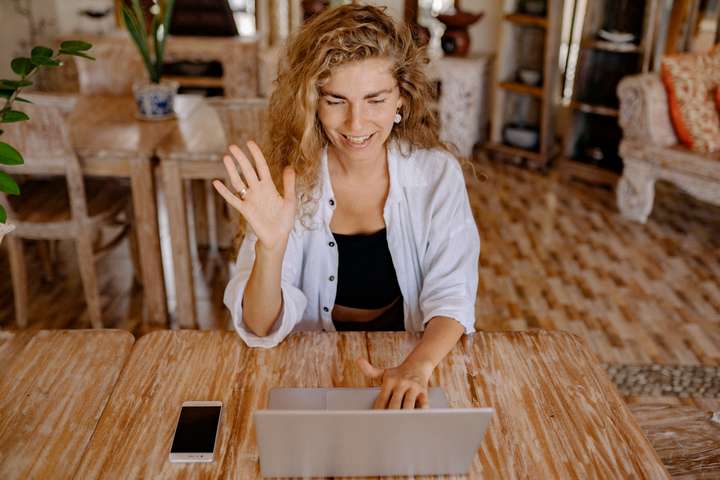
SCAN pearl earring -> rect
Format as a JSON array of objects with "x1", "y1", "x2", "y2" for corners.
[{"x1": 394, "y1": 112, "x2": 402, "y2": 124}]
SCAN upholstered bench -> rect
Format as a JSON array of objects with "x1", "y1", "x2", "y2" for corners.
[{"x1": 616, "y1": 74, "x2": 720, "y2": 223}]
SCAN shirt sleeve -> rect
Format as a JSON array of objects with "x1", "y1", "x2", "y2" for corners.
[
  {"x1": 418, "y1": 157, "x2": 480, "y2": 334},
  {"x1": 223, "y1": 228, "x2": 307, "y2": 348}
]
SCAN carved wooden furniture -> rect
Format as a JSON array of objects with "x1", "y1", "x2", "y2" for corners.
[
  {"x1": 157, "y1": 98, "x2": 268, "y2": 328},
  {"x1": 45, "y1": 34, "x2": 259, "y2": 97},
  {"x1": 74, "y1": 41, "x2": 145, "y2": 95},
  {"x1": 0, "y1": 329, "x2": 134, "y2": 479},
  {"x1": 0, "y1": 95, "x2": 133, "y2": 328},
  {"x1": 429, "y1": 54, "x2": 492, "y2": 158},
  {"x1": 486, "y1": 0, "x2": 565, "y2": 168},
  {"x1": 560, "y1": 0, "x2": 660, "y2": 184},
  {"x1": 72, "y1": 330, "x2": 669, "y2": 478},
  {"x1": 616, "y1": 73, "x2": 720, "y2": 223}
]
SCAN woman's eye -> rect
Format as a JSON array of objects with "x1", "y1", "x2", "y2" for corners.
[
  {"x1": 370, "y1": 99, "x2": 386, "y2": 104},
  {"x1": 326, "y1": 99, "x2": 344, "y2": 106}
]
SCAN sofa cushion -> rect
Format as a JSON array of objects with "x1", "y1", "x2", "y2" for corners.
[{"x1": 660, "y1": 46, "x2": 720, "y2": 153}]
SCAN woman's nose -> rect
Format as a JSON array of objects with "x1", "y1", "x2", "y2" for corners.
[{"x1": 346, "y1": 103, "x2": 365, "y2": 132}]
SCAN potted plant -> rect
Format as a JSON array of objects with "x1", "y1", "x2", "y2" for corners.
[
  {"x1": 0, "y1": 41, "x2": 94, "y2": 245},
  {"x1": 122, "y1": 0, "x2": 178, "y2": 120}
]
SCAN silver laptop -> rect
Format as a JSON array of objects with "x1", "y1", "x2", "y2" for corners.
[{"x1": 254, "y1": 387, "x2": 494, "y2": 478}]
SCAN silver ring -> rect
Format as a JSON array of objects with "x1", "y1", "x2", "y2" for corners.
[{"x1": 238, "y1": 187, "x2": 247, "y2": 199}]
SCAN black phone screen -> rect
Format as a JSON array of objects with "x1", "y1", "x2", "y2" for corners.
[{"x1": 170, "y1": 405, "x2": 222, "y2": 453}]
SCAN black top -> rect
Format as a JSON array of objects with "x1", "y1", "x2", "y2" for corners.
[{"x1": 332, "y1": 228, "x2": 402, "y2": 309}]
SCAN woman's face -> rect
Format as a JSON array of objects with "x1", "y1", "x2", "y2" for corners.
[{"x1": 317, "y1": 57, "x2": 403, "y2": 163}]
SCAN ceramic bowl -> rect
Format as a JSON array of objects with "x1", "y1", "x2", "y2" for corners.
[
  {"x1": 504, "y1": 124, "x2": 539, "y2": 150},
  {"x1": 518, "y1": 69, "x2": 542, "y2": 86}
]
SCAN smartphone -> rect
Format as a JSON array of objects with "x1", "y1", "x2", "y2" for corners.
[{"x1": 169, "y1": 401, "x2": 223, "y2": 463}]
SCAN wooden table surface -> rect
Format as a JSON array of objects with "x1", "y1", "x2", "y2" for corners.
[
  {"x1": 74, "y1": 330, "x2": 669, "y2": 479},
  {"x1": 67, "y1": 95, "x2": 204, "y2": 325},
  {"x1": 0, "y1": 330, "x2": 134, "y2": 479}
]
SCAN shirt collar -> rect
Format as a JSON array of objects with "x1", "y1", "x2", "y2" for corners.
[{"x1": 319, "y1": 141, "x2": 404, "y2": 208}]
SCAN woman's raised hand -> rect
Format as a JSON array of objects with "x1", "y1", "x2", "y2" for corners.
[{"x1": 213, "y1": 141, "x2": 297, "y2": 252}]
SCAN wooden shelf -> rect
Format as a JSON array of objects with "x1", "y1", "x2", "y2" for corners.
[
  {"x1": 504, "y1": 13, "x2": 548, "y2": 28},
  {"x1": 498, "y1": 81, "x2": 544, "y2": 98},
  {"x1": 570, "y1": 101, "x2": 619, "y2": 117},
  {"x1": 485, "y1": 142, "x2": 544, "y2": 162},
  {"x1": 557, "y1": 157, "x2": 619, "y2": 187},
  {"x1": 582, "y1": 39, "x2": 643, "y2": 54},
  {"x1": 164, "y1": 75, "x2": 224, "y2": 88}
]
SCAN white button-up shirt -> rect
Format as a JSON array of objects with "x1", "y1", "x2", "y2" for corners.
[{"x1": 224, "y1": 142, "x2": 480, "y2": 348}]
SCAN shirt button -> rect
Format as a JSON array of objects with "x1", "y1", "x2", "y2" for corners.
[
  {"x1": 329, "y1": 241, "x2": 335, "y2": 247},
  {"x1": 329, "y1": 275, "x2": 335, "y2": 281},
  {"x1": 329, "y1": 199, "x2": 335, "y2": 206},
  {"x1": 323, "y1": 306, "x2": 329, "y2": 312}
]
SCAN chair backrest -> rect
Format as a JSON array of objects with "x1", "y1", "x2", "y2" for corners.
[
  {"x1": 206, "y1": 98, "x2": 269, "y2": 147},
  {"x1": 75, "y1": 40, "x2": 146, "y2": 95},
  {"x1": 1, "y1": 94, "x2": 78, "y2": 173},
  {"x1": 0, "y1": 94, "x2": 89, "y2": 222}
]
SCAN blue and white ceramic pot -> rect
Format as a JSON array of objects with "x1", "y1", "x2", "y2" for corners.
[{"x1": 132, "y1": 81, "x2": 179, "y2": 120}]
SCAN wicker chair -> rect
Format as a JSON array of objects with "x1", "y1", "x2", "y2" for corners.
[{"x1": 0, "y1": 94, "x2": 133, "y2": 328}]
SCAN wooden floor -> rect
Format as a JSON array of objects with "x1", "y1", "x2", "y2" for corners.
[{"x1": 1, "y1": 154, "x2": 719, "y2": 477}]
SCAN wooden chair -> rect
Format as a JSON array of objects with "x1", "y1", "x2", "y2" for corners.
[
  {"x1": 159, "y1": 97, "x2": 268, "y2": 328},
  {"x1": 75, "y1": 40, "x2": 145, "y2": 95},
  {"x1": 0, "y1": 94, "x2": 133, "y2": 328}
]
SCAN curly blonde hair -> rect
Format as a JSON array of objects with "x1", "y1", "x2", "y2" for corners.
[{"x1": 255, "y1": 4, "x2": 456, "y2": 230}]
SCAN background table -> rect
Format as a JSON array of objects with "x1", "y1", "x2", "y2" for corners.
[
  {"x1": 68, "y1": 95, "x2": 204, "y2": 325},
  {"x1": 75, "y1": 330, "x2": 669, "y2": 478},
  {"x1": 0, "y1": 330, "x2": 134, "y2": 479}
]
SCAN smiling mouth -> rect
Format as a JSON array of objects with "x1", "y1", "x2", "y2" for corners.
[{"x1": 342, "y1": 133, "x2": 375, "y2": 144}]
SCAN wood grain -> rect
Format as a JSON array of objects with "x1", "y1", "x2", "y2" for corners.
[
  {"x1": 74, "y1": 330, "x2": 668, "y2": 479},
  {"x1": 0, "y1": 330, "x2": 134, "y2": 479}
]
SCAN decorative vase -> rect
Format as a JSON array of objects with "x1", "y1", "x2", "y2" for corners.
[
  {"x1": 437, "y1": 1, "x2": 484, "y2": 57},
  {"x1": 0, "y1": 223, "x2": 15, "y2": 246},
  {"x1": 132, "y1": 80, "x2": 179, "y2": 120}
]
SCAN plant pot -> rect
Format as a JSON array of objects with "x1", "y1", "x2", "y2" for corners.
[
  {"x1": 0, "y1": 223, "x2": 15, "y2": 246},
  {"x1": 132, "y1": 81, "x2": 179, "y2": 120}
]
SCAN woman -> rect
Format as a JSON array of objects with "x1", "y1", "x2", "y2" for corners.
[{"x1": 214, "y1": 4, "x2": 480, "y2": 410}]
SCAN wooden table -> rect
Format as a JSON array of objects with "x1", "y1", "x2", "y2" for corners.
[
  {"x1": 0, "y1": 329, "x2": 134, "y2": 479},
  {"x1": 68, "y1": 95, "x2": 204, "y2": 325},
  {"x1": 75, "y1": 330, "x2": 669, "y2": 478}
]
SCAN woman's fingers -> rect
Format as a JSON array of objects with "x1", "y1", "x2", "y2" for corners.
[
  {"x1": 402, "y1": 387, "x2": 420, "y2": 409},
  {"x1": 373, "y1": 384, "x2": 393, "y2": 410},
  {"x1": 246, "y1": 140, "x2": 272, "y2": 181},
  {"x1": 229, "y1": 144, "x2": 260, "y2": 187},
  {"x1": 388, "y1": 385, "x2": 410, "y2": 410},
  {"x1": 212, "y1": 180, "x2": 246, "y2": 214},
  {"x1": 223, "y1": 155, "x2": 247, "y2": 192},
  {"x1": 416, "y1": 390, "x2": 429, "y2": 409}
]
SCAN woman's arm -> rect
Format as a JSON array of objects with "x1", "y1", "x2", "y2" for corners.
[
  {"x1": 242, "y1": 241, "x2": 287, "y2": 337},
  {"x1": 358, "y1": 315, "x2": 465, "y2": 409}
]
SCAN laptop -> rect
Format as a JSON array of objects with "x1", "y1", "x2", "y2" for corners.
[{"x1": 253, "y1": 387, "x2": 494, "y2": 478}]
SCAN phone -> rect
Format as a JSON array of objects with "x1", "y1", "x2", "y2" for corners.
[{"x1": 169, "y1": 401, "x2": 223, "y2": 463}]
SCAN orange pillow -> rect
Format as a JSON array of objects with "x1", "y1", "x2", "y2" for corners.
[{"x1": 661, "y1": 46, "x2": 720, "y2": 153}]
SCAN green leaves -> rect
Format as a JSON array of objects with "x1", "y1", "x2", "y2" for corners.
[
  {"x1": 0, "y1": 142, "x2": 23, "y2": 166},
  {"x1": 0, "y1": 79, "x2": 33, "y2": 89},
  {"x1": 1, "y1": 110, "x2": 29, "y2": 123},
  {"x1": 0, "y1": 171, "x2": 20, "y2": 195},
  {"x1": 0, "y1": 205, "x2": 6, "y2": 223},
  {"x1": 59, "y1": 40, "x2": 95, "y2": 60},
  {"x1": 29, "y1": 46, "x2": 61, "y2": 67},
  {"x1": 123, "y1": 4, "x2": 156, "y2": 82},
  {"x1": 11, "y1": 57, "x2": 35, "y2": 76}
]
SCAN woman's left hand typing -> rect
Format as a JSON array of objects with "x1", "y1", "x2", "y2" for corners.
[{"x1": 357, "y1": 357, "x2": 434, "y2": 409}]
